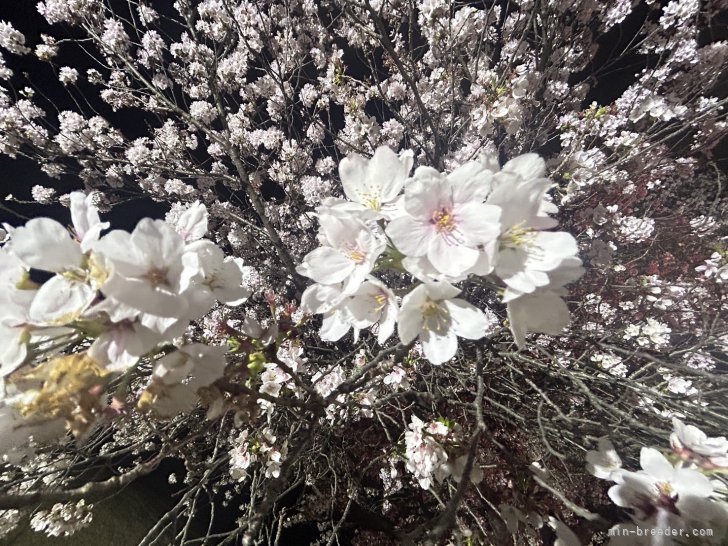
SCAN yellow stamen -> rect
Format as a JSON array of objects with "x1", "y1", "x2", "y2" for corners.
[
  {"x1": 500, "y1": 221, "x2": 537, "y2": 249},
  {"x1": 421, "y1": 299, "x2": 450, "y2": 333},
  {"x1": 373, "y1": 293, "x2": 387, "y2": 311},
  {"x1": 431, "y1": 208, "x2": 456, "y2": 234},
  {"x1": 363, "y1": 196, "x2": 381, "y2": 211},
  {"x1": 347, "y1": 249, "x2": 366, "y2": 264},
  {"x1": 657, "y1": 482, "x2": 674, "y2": 496},
  {"x1": 12, "y1": 353, "x2": 109, "y2": 435}
]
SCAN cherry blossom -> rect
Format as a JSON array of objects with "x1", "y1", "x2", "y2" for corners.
[
  {"x1": 296, "y1": 214, "x2": 385, "y2": 293},
  {"x1": 608, "y1": 447, "x2": 715, "y2": 523},
  {"x1": 398, "y1": 282, "x2": 489, "y2": 364},
  {"x1": 93, "y1": 219, "x2": 189, "y2": 318},
  {"x1": 387, "y1": 162, "x2": 501, "y2": 277},
  {"x1": 670, "y1": 418, "x2": 728, "y2": 468},
  {"x1": 337, "y1": 145, "x2": 413, "y2": 217}
]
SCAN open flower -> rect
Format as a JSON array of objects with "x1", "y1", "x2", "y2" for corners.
[
  {"x1": 169, "y1": 201, "x2": 208, "y2": 243},
  {"x1": 608, "y1": 447, "x2": 714, "y2": 523},
  {"x1": 386, "y1": 163, "x2": 501, "y2": 278},
  {"x1": 300, "y1": 277, "x2": 397, "y2": 344},
  {"x1": 93, "y1": 219, "x2": 188, "y2": 318},
  {"x1": 88, "y1": 318, "x2": 161, "y2": 372},
  {"x1": 496, "y1": 231, "x2": 580, "y2": 300},
  {"x1": 181, "y1": 239, "x2": 250, "y2": 315},
  {"x1": 397, "y1": 282, "x2": 489, "y2": 364},
  {"x1": 670, "y1": 418, "x2": 728, "y2": 468},
  {"x1": 343, "y1": 277, "x2": 398, "y2": 344},
  {"x1": 485, "y1": 154, "x2": 582, "y2": 301},
  {"x1": 297, "y1": 214, "x2": 385, "y2": 293},
  {"x1": 338, "y1": 145, "x2": 413, "y2": 216}
]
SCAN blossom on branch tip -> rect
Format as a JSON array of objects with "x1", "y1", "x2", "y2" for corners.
[
  {"x1": 338, "y1": 145, "x2": 413, "y2": 216},
  {"x1": 670, "y1": 418, "x2": 728, "y2": 468},
  {"x1": 93, "y1": 219, "x2": 189, "y2": 318},
  {"x1": 296, "y1": 214, "x2": 385, "y2": 293},
  {"x1": 386, "y1": 162, "x2": 501, "y2": 278},
  {"x1": 398, "y1": 282, "x2": 489, "y2": 365}
]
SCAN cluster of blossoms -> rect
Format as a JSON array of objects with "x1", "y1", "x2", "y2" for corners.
[
  {"x1": 0, "y1": 194, "x2": 249, "y2": 457},
  {"x1": 298, "y1": 146, "x2": 583, "y2": 363},
  {"x1": 0, "y1": 0, "x2": 724, "y2": 543},
  {"x1": 229, "y1": 427, "x2": 288, "y2": 481},
  {"x1": 403, "y1": 415, "x2": 482, "y2": 491},
  {"x1": 622, "y1": 318, "x2": 673, "y2": 349},
  {"x1": 586, "y1": 419, "x2": 728, "y2": 544},
  {"x1": 29, "y1": 499, "x2": 93, "y2": 537}
]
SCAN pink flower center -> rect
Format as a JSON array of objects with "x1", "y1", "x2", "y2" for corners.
[{"x1": 430, "y1": 207, "x2": 456, "y2": 234}]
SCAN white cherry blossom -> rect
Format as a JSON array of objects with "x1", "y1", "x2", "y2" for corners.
[
  {"x1": 88, "y1": 319, "x2": 161, "y2": 372},
  {"x1": 387, "y1": 162, "x2": 501, "y2": 277},
  {"x1": 297, "y1": 214, "x2": 385, "y2": 293},
  {"x1": 169, "y1": 200, "x2": 208, "y2": 243},
  {"x1": 343, "y1": 277, "x2": 398, "y2": 344},
  {"x1": 338, "y1": 145, "x2": 413, "y2": 216},
  {"x1": 93, "y1": 219, "x2": 189, "y2": 318},
  {"x1": 608, "y1": 447, "x2": 714, "y2": 522},
  {"x1": 398, "y1": 282, "x2": 489, "y2": 365},
  {"x1": 181, "y1": 239, "x2": 250, "y2": 314},
  {"x1": 670, "y1": 418, "x2": 728, "y2": 468}
]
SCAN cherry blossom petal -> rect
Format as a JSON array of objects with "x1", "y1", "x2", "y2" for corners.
[
  {"x1": 502, "y1": 153, "x2": 546, "y2": 180},
  {"x1": 9, "y1": 218, "x2": 83, "y2": 272},
  {"x1": 370, "y1": 146, "x2": 412, "y2": 203},
  {"x1": 101, "y1": 273, "x2": 188, "y2": 318},
  {"x1": 28, "y1": 276, "x2": 96, "y2": 325},
  {"x1": 339, "y1": 152, "x2": 370, "y2": 204},
  {"x1": 421, "y1": 329, "x2": 457, "y2": 364},
  {"x1": 639, "y1": 447, "x2": 673, "y2": 482},
  {"x1": 447, "y1": 162, "x2": 493, "y2": 202},
  {"x1": 507, "y1": 291, "x2": 571, "y2": 349},
  {"x1": 386, "y1": 216, "x2": 431, "y2": 257},
  {"x1": 301, "y1": 283, "x2": 344, "y2": 314},
  {"x1": 445, "y1": 298, "x2": 488, "y2": 340},
  {"x1": 296, "y1": 246, "x2": 353, "y2": 285},
  {"x1": 130, "y1": 219, "x2": 185, "y2": 274},
  {"x1": 427, "y1": 236, "x2": 479, "y2": 277},
  {"x1": 320, "y1": 311, "x2": 351, "y2": 341},
  {"x1": 671, "y1": 467, "x2": 713, "y2": 499},
  {"x1": 456, "y1": 202, "x2": 501, "y2": 245},
  {"x1": 0, "y1": 324, "x2": 27, "y2": 376},
  {"x1": 70, "y1": 192, "x2": 108, "y2": 251}
]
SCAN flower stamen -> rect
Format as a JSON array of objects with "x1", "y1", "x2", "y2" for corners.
[{"x1": 431, "y1": 207, "x2": 456, "y2": 234}]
